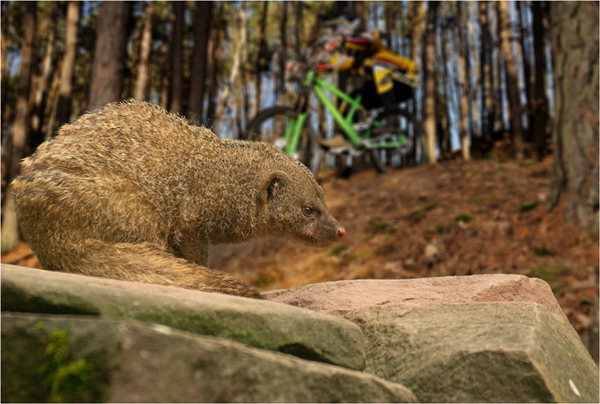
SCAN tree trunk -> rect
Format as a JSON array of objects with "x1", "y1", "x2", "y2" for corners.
[
  {"x1": 87, "y1": 1, "x2": 131, "y2": 111},
  {"x1": 422, "y1": 1, "x2": 438, "y2": 164},
  {"x1": 548, "y1": 1, "x2": 599, "y2": 230},
  {"x1": 170, "y1": 2, "x2": 184, "y2": 114},
  {"x1": 2, "y1": 1, "x2": 37, "y2": 252},
  {"x1": 531, "y1": 1, "x2": 550, "y2": 160},
  {"x1": 57, "y1": 1, "x2": 81, "y2": 126},
  {"x1": 31, "y1": 1, "x2": 58, "y2": 149},
  {"x1": 133, "y1": 1, "x2": 155, "y2": 101},
  {"x1": 277, "y1": 2, "x2": 288, "y2": 102},
  {"x1": 436, "y1": 29, "x2": 452, "y2": 156},
  {"x1": 207, "y1": 3, "x2": 223, "y2": 125},
  {"x1": 517, "y1": 1, "x2": 533, "y2": 137},
  {"x1": 159, "y1": 5, "x2": 173, "y2": 109},
  {"x1": 479, "y1": 1, "x2": 494, "y2": 146},
  {"x1": 216, "y1": 6, "x2": 246, "y2": 129},
  {"x1": 497, "y1": 1, "x2": 524, "y2": 160},
  {"x1": 252, "y1": 1, "x2": 268, "y2": 119},
  {"x1": 187, "y1": 1, "x2": 212, "y2": 120},
  {"x1": 457, "y1": 3, "x2": 471, "y2": 161}
]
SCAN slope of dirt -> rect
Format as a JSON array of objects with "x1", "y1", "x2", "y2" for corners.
[{"x1": 3, "y1": 156, "x2": 598, "y2": 361}]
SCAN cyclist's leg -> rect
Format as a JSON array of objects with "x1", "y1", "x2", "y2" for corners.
[{"x1": 373, "y1": 65, "x2": 401, "y2": 114}]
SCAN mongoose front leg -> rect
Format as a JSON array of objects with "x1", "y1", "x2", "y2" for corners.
[{"x1": 172, "y1": 235, "x2": 210, "y2": 267}]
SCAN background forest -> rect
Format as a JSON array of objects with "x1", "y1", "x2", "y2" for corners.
[{"x1": 1, "y1": 1, "x2": 598, "y2": 362}]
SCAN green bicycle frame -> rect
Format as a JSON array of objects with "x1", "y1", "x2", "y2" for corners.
[{"x1": 283, "y1": 69, "x2": 408, "y2": 155}]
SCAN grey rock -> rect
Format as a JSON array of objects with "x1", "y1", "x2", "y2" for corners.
[
  {"x1": 1, "y1": 313, "x2": 417, "y2": 403},
  {"x1": 1, "y1": 264, "x2": 364, "y2": 370},
  {"x1": 265, "y1": 275, "x2": 600, "y2": 403}
]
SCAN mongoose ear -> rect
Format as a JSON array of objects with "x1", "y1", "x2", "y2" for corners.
[{"x1": 258, "y1": 170, "x2": 290, "y2": 205}]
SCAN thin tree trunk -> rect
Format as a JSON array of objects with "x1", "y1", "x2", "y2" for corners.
[
  {"x1": 170, "y1": 2, "x2": 184, "y2": 113},
  {"x1": 207, "y1": 3, "x2": 223, "y2": 125},
  {"x1": 277, "y1": 2, "x2": 288, "y2": 102},
  {"x1": 252, "y1": 2, "x2": 268, "y2": 119},
  {"x1": 87, "y1": 1, "x2": 131, "y2": 111},
  {"x1": 31, "y1": 1, "x2": 58, "y2": 149},
  {"x1": 422, "y1": 2, "x2": 438, "y2": 164},
  {"x1": 457, "y1": 3, "x2": 471, "y2": 161},
  {"x1": 548, "y1": 1, "x2": 599, "y2": 230},
  {"x1": 187, "y1": 1, "x2": 212, "y2": 120},
  {"x1": 479, "y1": 1, "x2": 494, "y2": 146},
  {"x1": 497, "y1": 1, "x2": 524, "y2": 160},
  {"x1": 2, "y1": 1, "x2": 37, "y2": 252},
  {"x1": 56, "y1": 1, "x2": 81, "y2": 126},
  {"x1": 134, "y1": 1, "x2": 155, "y2": 101},
  {"x1": 216, "y1": 6, "x2": 246, "y2": 128},
  {"x1": 517, "y1": 1, "x2": 533, "y2": 137},
  {"x1": 159, "y1": 5, "x2": 173, "y2": 109},
  {"x1": 531, "y1": 1, "x2": 549, "y2": 160}
]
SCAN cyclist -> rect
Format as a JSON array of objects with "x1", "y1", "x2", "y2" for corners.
[{"x1": 318, "y1": 15, "x2": 419, "y2": 115}]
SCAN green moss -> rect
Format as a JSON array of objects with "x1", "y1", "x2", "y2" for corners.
[
  {"x1": 534, "y1": 245, "x2": 557, "y2": 257},
  {"x1": 519, "y1": 202, "x2": 539, "y2": 213},
  {"x1": 329, "y1": 245, "x2": 349, "y2": 256},
  {"x1": 409, "y1": 209, "x2": 426, "y2": 223},
  {"x1": 255, "y1": 272, "x2": 276, "y2": 288},
  {"x1": 454, "y1": 214, "x2": 473, "y2": 223},
  {"x1": 425, "y1": 202, "x2": 438, "y2": 211},
  {"x1": 41, "y1": 329, "x2": 94, "y2": 403}
]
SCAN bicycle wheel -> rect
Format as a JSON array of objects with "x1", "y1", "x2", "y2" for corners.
[
  {"x1": 246, "y1": 107, "x2": 321, "y2": 176},
  {"x1": 368, "y1": 109, "x2": 422, "y2": 173}
]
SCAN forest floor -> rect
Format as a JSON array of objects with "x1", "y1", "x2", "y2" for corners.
[{"x1": 2, "y1": 154, "x2": 598, "y2": 363}]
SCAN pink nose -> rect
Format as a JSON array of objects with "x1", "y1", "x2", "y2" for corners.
[{"x1": 336, "y1": 227, "x2": 346, "y2": 240}]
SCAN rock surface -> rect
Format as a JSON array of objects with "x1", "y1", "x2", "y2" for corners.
[
  {"x1": 265, "y1": 275, "x2": 600, "y2": 403},
  {"x1": 2, "y1": 313, "x2": 417, "y2": 403},
  {"x1": 1, "y1": 264, "x2": 365, "y2": 370}
]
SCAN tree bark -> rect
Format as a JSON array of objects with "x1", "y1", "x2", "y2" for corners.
[
  {"x1": 170, "y1": 2, "x2": 184, "y2": 114},
  {"x1": 457, "y1": 3, "x2": 471, "y2": 161},
  {"x1": 531, "y1": 1, "x2": 549, "y2": 160},
  {"x1": 479, "y1": 1, "x2": 494, "y2": 146},
  {"x1": 2, "y1": 1, "x2": 37, "y2": 252},
  {"x1": 207, "y1": 3, "x2": 223, "y2": 125},
  {"x1": 422, "y1": 1, "x2": 438, "y2": 164},
  {"x1": 87, "y1": 1, "x2": 132, "y2": 111},
  {"x1": 159, "y1": 4, "x2": 173, "y2": 109},
  {"x1": 517, "y1": 1, "x2": 533, "y2": 137},
  {"x1": 187, "y1": 1, "x2": 212, "y2": 120},
  {"x1": 31, "y1": 1, "x2": 58, "y2": 149},
  {"x1": 548, "y1": 1, "x2": 599, "y2": 230},
  {"x1": 252, "y1": 1, "x2": 269, "y2": 119},
  {"x1": 134, "y1": 1, "x2": 155, "y2": 101},
  {"x1": 56, "y1": 1, "x2": 81, "y2": 126},
  {"x1": 497, "y1": 1, "x2": 525, "y2": 160},
  {"x1": 277, "y1": 2, "x2": 288, "y2": 102}
]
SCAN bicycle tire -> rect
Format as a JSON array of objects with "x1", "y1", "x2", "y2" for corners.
[
  {"x1": 369, "y1": 109, "x2": 422, "y2": 173},
  {"x1": 245, "y1": 107, "x2": 321, "y2": 176}
]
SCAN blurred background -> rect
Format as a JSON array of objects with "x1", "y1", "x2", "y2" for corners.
[{"x1": 1, "y1": 1, "x2": 598, "y2": 362}]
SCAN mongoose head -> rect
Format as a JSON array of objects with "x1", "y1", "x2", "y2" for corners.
[{"x1": 257, "y1": 166, "x2": 345, "y2": 247}]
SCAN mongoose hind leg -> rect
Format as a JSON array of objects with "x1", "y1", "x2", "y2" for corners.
[{"x1": 45, "y1": 240, "x2": 262, "y2": 298}]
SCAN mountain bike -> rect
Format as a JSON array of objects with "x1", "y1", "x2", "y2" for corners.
[{"x1": 245, "y1": 59, "x2": 423, "y2": 176}]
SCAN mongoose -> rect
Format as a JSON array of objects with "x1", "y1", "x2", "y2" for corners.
[{"x1": 12, "y1": 99, "x2": 345, "y2": 298}]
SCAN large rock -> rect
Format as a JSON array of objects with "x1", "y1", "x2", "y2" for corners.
[
  {"x1": 1, "y1": 264, "x2": 364, "y2": 370},
  {"x1": 1, "y1": 313, "x2": 417, "y2": 403},
  {"x1": 265, "y1": 275, "x2": 600, "y2": 403}
]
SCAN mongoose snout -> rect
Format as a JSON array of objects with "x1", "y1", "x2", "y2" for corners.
[{"x1": 12, "y1": 99, "x2": 345, "y2": 298}]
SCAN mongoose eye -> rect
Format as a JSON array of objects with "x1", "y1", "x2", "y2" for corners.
[{"x1": 303, "y1": 206, "x2": 314, "y2": 216}]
